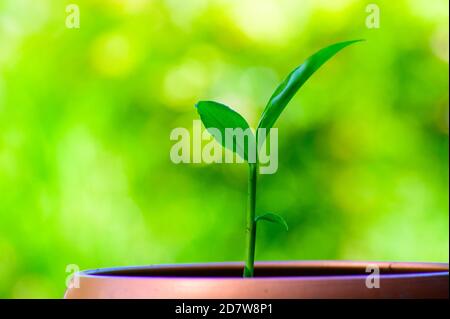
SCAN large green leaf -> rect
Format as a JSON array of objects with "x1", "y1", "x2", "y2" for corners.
[
  {"x1": 255, "y1": 212, "x2": 288, "y2": 231},
  {"x1": 257, "y1": 40, "x2": 363, "y2": 141},
  {"x1": 196, "y1": 101, "x2": 255, "y2": 162}
]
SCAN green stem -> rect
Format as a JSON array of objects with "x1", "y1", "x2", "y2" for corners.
[{"x1": 244, "y1": 163, "x2": 257, "y2": 277}]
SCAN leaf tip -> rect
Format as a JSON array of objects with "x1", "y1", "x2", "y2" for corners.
[
  {"x1": 255, "y1": 213, "x2": 289, "y2": 232},
  {"x1": 194, "y1": 101, "x2": 205, "y2": 109},
  {"x1": 348, "y1": 39, "x2": 366, "y2": 45}
]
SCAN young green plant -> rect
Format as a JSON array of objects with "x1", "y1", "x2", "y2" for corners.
[{"x1": 195, "y1": 40, "x2": 362, "y2": 277}]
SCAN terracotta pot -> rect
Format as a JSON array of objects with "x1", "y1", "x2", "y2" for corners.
[{"x1": 64, "y1": 261, "x2": 449, "y2": 299}]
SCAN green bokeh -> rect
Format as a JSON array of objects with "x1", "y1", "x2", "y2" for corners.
[{"x1": 0, "y1": 0, "x2": 448, "y2": 298}]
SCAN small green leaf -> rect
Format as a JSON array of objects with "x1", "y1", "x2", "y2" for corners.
[
  {"x1": 255, "y1": 212, "x2": 288, "y2": 231},
  {"x1": 196, "y1": 101, "x2": 255, "y2": 162},
  {"x1": 257, "y1": 40, "x2": 363, "y2": 142}
]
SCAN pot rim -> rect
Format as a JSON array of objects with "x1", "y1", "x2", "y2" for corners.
[{"x1": 77, "y1": 260, "x2": 449, "y2": 280}]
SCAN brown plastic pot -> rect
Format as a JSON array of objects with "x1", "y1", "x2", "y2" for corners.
[{"x1": 64, "y1": 261, "x2": 449, "y2": 299}]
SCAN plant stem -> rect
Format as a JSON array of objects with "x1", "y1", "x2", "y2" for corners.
[{"x1": 244, "y1": 163, "x2": 257, "y2": 277}]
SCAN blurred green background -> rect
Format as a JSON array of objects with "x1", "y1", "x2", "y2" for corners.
[{"x1": 0, "y1": 0, "x2": 448, "y2": 298}]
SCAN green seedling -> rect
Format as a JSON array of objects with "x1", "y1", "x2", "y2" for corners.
[{"x1": 195, "y1": 40, "x2": 362, "y2": 277}]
